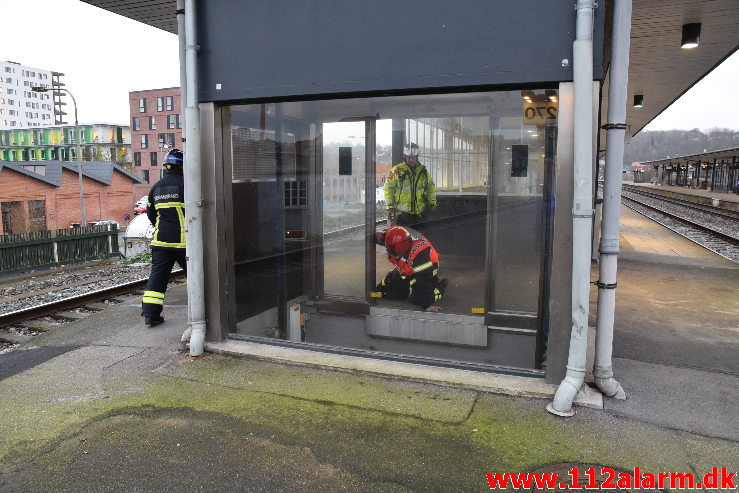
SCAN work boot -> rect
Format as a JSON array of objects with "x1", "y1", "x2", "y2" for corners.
[
  {"x1": 144, "y1": 315, "x2": 165, "y2": 327},
  {"x1": 437, "y1": 278, "x2": 449, "y2": 293}
]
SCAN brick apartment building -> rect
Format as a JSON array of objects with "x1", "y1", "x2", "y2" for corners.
[
  {"x1": 128, "y1": 87, "x2": 182, "y2": 199},
  {"x1": 0, "y1": 161, "x2": 144, "y2": 235}
]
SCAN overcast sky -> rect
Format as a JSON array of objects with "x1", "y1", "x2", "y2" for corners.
[
  {"x1": 3, "y1": 0, "x2": 180, "y2": 126},
  {"x1": 3, "y1": 0, "x2": 738, "y2": 132}
]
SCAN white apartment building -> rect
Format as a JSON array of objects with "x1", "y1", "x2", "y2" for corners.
[{"x1": 0, "y1": 61, "x2": 60, "y2": 130}]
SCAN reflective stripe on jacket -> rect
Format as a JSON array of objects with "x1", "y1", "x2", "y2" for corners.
[
  {"x1": 383, "y1": 162, "x2": 436, "y2": 215},
  {"x1": 388, "y1": 232, "x2": 439, "y2": 277},
  {"x1": 147, "y1": 171, "x2": 186, "y2": 249}
]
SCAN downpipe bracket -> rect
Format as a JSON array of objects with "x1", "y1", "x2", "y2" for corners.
[
  {"x1": 599, "y1": 238, "x2": 620, "y2": 254},
  {"x1": 572, "y1": 208, "x2": 595, "y2": 218},
  {"x1": 591, "y1": 280, "x2": 617, "y2": 289}
]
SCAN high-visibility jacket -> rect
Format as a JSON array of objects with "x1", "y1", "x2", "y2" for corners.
[
  {"x1": 383, "y1": 162, "x2": 436, "y2": 215},
  {"x1": 388, "y1": 229, "x2": 439, "y2": 277},
  {"x1": 380, "y1": 228, "x2": 443, "y2": 308},
  {"x1": 146, "y1": 171, "x2": 186, "y2": 249}
]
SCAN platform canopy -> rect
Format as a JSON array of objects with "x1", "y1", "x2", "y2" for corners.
[
  {"x1": 83, "y1": 0, "x2": 739, "y2": 138},
  {"x1": 639, "y1": 146, "x2": 739, "y2": 167}
]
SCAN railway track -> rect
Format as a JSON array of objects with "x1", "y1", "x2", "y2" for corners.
[
  {"x1": 0, "y1": 214, "x2": 376, "y2": 340},
  {"x1": 0, "y1": 263, "x2": 185, "y2": 352},
  {"x1": 620, "y1": 187, "x2": 739, "y2": 262},
  {"x1": 0, "y1": 217, "x2": 380, "y2": 352},
  {"x1": 622, "y1": 184, "x2": 739, "y2": 223}
]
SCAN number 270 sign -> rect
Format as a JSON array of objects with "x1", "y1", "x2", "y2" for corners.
[{"x1": 522, "y1": 102, "x2": 558, "y2": 125}]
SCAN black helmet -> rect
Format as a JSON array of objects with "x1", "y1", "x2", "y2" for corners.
[{"x1": 163, "y1": 148, "x2": 183, "y2": 170}]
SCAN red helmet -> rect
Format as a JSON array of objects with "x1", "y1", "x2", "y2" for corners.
[{"x1": 385, "y1": 226, "x2": 410, "y2": 257}]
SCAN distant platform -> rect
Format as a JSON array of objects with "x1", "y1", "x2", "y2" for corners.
[
  {"x1": 623, "y1": 182, "x2": 739, "y2": 211},
  {"x1": 617, "y1": 205, "x2": 737, "y2": 268},
  {"x1": 625, "y1": 182, "x2": 739, "y2": 202}
]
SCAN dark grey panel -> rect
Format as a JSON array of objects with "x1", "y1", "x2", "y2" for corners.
[
  {"x1": 200, "y1": 104, "x2": 232, "y2": 342},
  {"x1": 197, "y1": 0, "x2": 605, "y2": 102},
  {"x1": 368, "y1": 307, "x2": 488, "y2": 348},
  {"x1": 304, "y1": 313, "x2": 536, "y2": 369},
  {"x1": 546, "y1": 83, "x2": 574, "y2": 384}
]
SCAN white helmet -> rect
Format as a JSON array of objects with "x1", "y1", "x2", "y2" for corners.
[{"x1": 403, "y1": 143, "x2": 420, "y2": 157}]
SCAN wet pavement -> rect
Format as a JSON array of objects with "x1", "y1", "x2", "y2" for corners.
[{"x1": 0, "y1": 206, "x2": 737, "y2": 492}]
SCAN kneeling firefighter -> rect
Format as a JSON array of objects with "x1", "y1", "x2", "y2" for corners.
[
  {"x1": 375, "y1": 226, "x2": 447, "y2": 312},
  {"x1": 141, "y1": 148, "x2": 187, "y2": 326}
]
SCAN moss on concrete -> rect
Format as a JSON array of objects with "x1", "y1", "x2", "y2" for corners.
[{"x1": 1, "y1": 353, "x2": 737, "y2": 492}]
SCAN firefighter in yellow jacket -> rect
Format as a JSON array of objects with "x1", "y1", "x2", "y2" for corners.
[
  {"x1": 141, "y1": 148, "x2": 186, "y2": 326},
  {"x1": 383, "y1": 142, "x2": 437, "y2": 226}
]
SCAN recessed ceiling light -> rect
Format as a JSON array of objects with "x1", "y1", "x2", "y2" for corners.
[{"x1": 681, "y1": 23, "x2": 701, "y2": 49}]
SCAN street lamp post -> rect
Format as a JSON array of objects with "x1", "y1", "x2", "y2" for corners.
[
  {"x1": 159, "y1": 143, "x2": 170, "y2": 180},
  {"x1": 32, "y1": 86, "x2": 86, "y2": 226}
]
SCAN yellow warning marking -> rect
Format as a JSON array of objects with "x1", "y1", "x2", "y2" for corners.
[
  {"x1": 471, "y1": 307, "x2": 485, "y2": 314},
  {"x1": 370, "y1": 292, "x2": 383, "y2": 298}
]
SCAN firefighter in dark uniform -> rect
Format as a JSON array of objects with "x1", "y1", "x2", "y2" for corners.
[
  {"x1": 141, "y1": 148, "x2": 186, "y2": 326},
  {"x1": 375, "y1": 226, "x2": 448, "y2": 312}
]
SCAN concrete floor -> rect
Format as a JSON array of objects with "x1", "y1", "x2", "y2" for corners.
[
  {"x1": 592, "y1": 206, "x2": 738, "y2": 439},
  {"x1": 1, "y1": 203, "x2": 737, "y2": 491}
]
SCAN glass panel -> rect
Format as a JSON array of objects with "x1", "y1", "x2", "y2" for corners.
[
  {"x1": 230, "y1": 104, "x2": 312, "y2": 339},
  {"x1": 489, "y1": 90, "x2": 555, "y2": 313},
  {"x1": 321, "y1": 121, "x2": 366, "y2": 298},
  {"x1": 375, "y1": 114, "x2": 488, "y2": 315},
  {"x1": 227, "y1": 89, "x2": 556, "y2": 344}
]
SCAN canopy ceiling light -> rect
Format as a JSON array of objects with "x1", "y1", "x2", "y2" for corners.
[
  {"x1": 681, "y1": 23, "x2": 701, "y2": 49},
  {"x1": 633, "y1": 95, "x2": 644, "y2": 108},
  {"x1": 545, "y1": 89, "x2": 558, "y2": 102},
  {"x1": 521, "y1": 90, "x2": 535, "y2": 103}
]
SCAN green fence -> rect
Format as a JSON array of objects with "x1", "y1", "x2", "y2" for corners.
[{"x1": 0, "y1": 225, "x2": 120, "y2": 275}]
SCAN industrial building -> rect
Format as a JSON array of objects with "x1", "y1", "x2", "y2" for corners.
[{"x1": 0, "y1": 160, "x2": 144, "y2": 234}]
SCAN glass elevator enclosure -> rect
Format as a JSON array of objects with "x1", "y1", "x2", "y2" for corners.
[{"x1": 225, "y1": 89, "x2": 558, "y2": 368}]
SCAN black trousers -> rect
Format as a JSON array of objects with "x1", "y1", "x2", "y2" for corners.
[
  {"x1": 141, "y1": 248, "x2": 187, "y2": 317},
  {"x1": 376, "y1": 268, "x2": 445, "y2": 309},
  {"x1": 391, "y1": 212, "x2": 422, "y2": 227}
]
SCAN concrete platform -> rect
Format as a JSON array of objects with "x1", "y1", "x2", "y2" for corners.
[
  {"x1": 617, "y1": 205, "x2": 737, "y2": 267},
  {"x1": 626, "y1": 181, "x2": 739, "y2": 210},
  {"x1": 207, "y1": 339, "x2": 603, "y2": 408},
  {"x1": 0, "y1": 207, "x2": 737, "y2": 491}
]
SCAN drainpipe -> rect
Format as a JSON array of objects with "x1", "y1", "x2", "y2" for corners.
[
  {"x1": 593, "y1": 0, "x2": 630, "y2": 400},
  {"x1": 181, "y1": 0, "x2": 207, "y2": 357},
  {"x1": 176, "y1": 0, "x2": 192, "y2": 349},
  {"x1": 177, "y1": 0, "x2": 187, "y2": 119},
  {"x1": 547, "y1": 0, "x2": 596, "y2": 417}
]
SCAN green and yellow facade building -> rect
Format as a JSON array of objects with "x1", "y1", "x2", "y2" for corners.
[{"x1": 0, "y1": 124, "x2": 130, "y2": 163}]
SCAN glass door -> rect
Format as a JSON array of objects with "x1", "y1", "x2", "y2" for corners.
[
  {"x1": 373, "y1": 116, "x2": 489, "y2": 317},
  {"x1": 320, "y1": 121, "x2": 368, "y2": 299},
  {"x1": 229, "y1": 104, "x2": 316, "y2": 339},
  {"x1": 485, "y1": 91, "x2": 557, "y2": 330}
]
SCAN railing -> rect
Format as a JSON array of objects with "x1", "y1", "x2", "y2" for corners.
[{"x1": 0, "y1": 225, "x2": 119, "y2": 275}]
